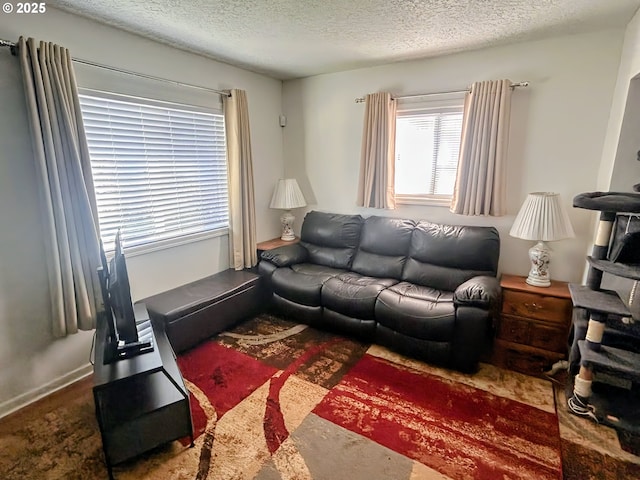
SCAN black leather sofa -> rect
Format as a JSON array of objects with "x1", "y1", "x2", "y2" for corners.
[{"x1": 259, "y1": 211, "x2": 501, "y2": 372}]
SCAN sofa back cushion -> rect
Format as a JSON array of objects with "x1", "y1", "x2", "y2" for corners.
[
  {"x1": 402, "y1": 221, "x2": 500, "y2": 291},
  {"x1": 300, "y1": 211, "x2": 364, "y2": 269},
  {"x1": 351, "y1": 216, "x2": 416, "y2": 279}
]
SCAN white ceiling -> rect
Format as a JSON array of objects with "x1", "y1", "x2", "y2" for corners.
[{"x1": 51, "y1": 0, "x2": 640, "y2": 80}]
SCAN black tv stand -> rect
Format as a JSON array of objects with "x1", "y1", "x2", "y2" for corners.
[{"x1": 93, "y1": 303, "x2": 194, "y2": 479}]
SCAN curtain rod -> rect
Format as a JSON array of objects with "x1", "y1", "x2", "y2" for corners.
[
  {"x1": 354, "y1": 81, "x2": 529, "y2": 103},
  {"x1": 0, "y1": 38, "x2": 231, "y2": 97}
]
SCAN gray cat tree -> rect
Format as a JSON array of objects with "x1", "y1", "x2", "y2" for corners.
[{"x1": 567, "y1": 191, "x2": 640, "y2": 451}]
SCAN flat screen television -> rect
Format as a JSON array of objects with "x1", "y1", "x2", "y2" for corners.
[{"x1": 98, "y1": 231, "x2": 153, "y2": 364}]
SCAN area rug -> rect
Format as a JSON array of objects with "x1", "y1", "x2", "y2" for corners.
[
  {"x1": 116, "y1": 314, "x2": 562, "y2": 480},
  {"x1": 6, "y1": 313, "x2": 634, "y2": 479}
]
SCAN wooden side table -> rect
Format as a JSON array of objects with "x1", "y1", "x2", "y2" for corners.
[
  {"x1": 257, "y1": 236, "x2": 299, "y2": 256},
  {"x1": 490, "y1": 274, "x2": 573, "y2": 377}
]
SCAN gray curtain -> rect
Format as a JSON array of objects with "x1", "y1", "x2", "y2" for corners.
[
  {"x1": 18, "y1": 37, "x2": 102, "y2": 336},
  {"x1": 223, "y1": 89, "x2": 257, "y2": 270},
  {"x1": 450, "y1": 79, "x2": 512, "y2": 216},
  {"x1": 356, "y1": 92, "x2": 397, "y2": 209}
]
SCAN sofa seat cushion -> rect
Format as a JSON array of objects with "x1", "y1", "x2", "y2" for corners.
[
  {"x1": 375, "y1": 282, "x2": 455, "y2": 341},
  {"x1": 272, "y1": 263, "x2": 346, "y2": 306},
  {"x1": 322, "y1": 272, "x2": 398, "y2": 319}
]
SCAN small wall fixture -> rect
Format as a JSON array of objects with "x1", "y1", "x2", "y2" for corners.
[
  {"x1": 510, "y1": 192, "x2": 575, "y2": 287},
  {"x1": 270, "y1": 178, "x2": 307, "y2": 241}
]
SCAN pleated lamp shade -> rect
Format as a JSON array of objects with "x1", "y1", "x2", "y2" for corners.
[
  {"x1": 510, "y1": 192, "x2": 575, "y2": 241},
  {"x1": 270, "y1": 179, "x2": 307, "y2": 209}
]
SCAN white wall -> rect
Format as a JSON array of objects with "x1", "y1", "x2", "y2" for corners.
[
  {"x1": 0, "y1": 7, "x2": 284, "y2": 417},
  {"x1": 599, "y1": 10, "x2": 640, "y2": 192},
  {"x1": 593, "y1": 9, "x2": 640, "y2": 304},
  {"x1": 282, "y1": 29, "x2": 624, "y2": 283}
]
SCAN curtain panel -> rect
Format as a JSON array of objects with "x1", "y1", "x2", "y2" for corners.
[
  {"x1": 18, "y1": 37, "x2": 102, "y2": 336},
  {"x1": 450, "y1": 79, "x2": 513, "y2": 216},
  {"x1": 356, "y1": 92, "x2": 397, "y2": 209},
  {"x1": 224, "y1": 89, "x2": 258, "y2": 270}
]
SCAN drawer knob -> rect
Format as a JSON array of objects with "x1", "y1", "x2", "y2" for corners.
[{"x1": 524, "y1": 302, "x2": 543, "y2": 311}]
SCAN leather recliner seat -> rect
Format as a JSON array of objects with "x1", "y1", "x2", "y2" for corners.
[
  {"x1": 266, "y1": 212, "x2": 363, "y2": 326},
  {"x1": 259, "y1": 211, "x2": 501, "y2": 372},
  {"x1": 322, "y1": 216, "x2": 414, "y2": 340}
]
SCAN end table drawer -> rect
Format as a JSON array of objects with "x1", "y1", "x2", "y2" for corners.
[
  {"x1": 502, "y1": 290, "x2": 571, "y2": 323},
  {"x1": 492, "y1": 340, "x2": 564, "y2": 377},
  {"x1": 497, "y1": 316, "x2": 529, "y2": 344},
  {"x1": 498, "y1": 315, "x2": 567, "y2": 352},
  {"x1": 529, "y1": 322, "x2": 568, "y2": 353}
]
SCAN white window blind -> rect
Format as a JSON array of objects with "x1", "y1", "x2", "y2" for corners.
[
  {"x1": 79, "y1": 92, "x2": 228, "y2": 250},
  {"x1": 395, "y1": 106, "x2": 463, "y2": 201}
]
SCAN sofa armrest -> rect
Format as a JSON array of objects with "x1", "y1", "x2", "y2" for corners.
[
  {"x1": 454, "y1": 276, "x2": 500, "y2": 309},
  {"x1": 260, "y1": 243, "x2": 309, "y2": 267}
]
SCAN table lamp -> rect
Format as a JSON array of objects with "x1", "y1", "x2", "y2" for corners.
[
  {"x1": 509, "y1": 192, "x2": 575, "y2": 287},
  {"x1": 270, "y1": 178, "x2": 307, "y2": 241}
]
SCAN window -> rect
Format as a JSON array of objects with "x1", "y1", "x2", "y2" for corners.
[
  {"x1": 395, "y1": 98, "x2": 464, "y2": 205},
  {"x1": 79, "y1": 91, "x2": 228, "y2": 251}
]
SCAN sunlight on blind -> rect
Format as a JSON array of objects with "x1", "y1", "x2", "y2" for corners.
[
  {"x1": 79, "y1": 93, "x2": 228, "y2": 249},
  {"x1": 395, "y1": 110, "x2": 463, "y2": 196}
]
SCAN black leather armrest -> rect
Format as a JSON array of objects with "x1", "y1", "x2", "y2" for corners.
[
  {"x1": 260, "y1": 243, "x2": 309, "y2": 267},
  {"x1": 454, "y1": 276, "x2": 500, "y2": 309}
]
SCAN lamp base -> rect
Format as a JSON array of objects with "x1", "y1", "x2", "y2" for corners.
[
  {"x1": 280, "y1": 210, "x2": 296, "y2": 241},
  {"x1": 526, "y1": 241, "x2": 551, "y2": 287}
]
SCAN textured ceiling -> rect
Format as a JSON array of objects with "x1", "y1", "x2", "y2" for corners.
[{"x1": 51, "y1": 0, "x2": 640, "y2": 79}]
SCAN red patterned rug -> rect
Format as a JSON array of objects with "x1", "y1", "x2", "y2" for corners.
[
  {"x1": 315, "y1": 354, "x2": 561, "y2": 479},
  {"x1": 174, "y1": 314, "x2": 563, "y2": 480},
  {"x1": 6, "y1": 314, "x2": 640, "y2": 479}
]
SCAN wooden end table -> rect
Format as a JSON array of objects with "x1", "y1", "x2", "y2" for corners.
[
  {"x1": 490, "y1": 274, "x2": 573, "y2": 377},
  {"x1": 257, "y1": 237, "x2": 300, "y2": 256}
]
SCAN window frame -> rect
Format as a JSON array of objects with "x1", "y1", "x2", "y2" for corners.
[
  {"x1": 79, "y1": 88, "x2": 229, "y2": 255},
  {"x1": 394, "y1": 94, "x2": 465, "y2": 207}
]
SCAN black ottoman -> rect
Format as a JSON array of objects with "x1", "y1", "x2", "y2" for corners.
[{"x1": 141, "y1": 269, "x2": 265, "y2": 353}]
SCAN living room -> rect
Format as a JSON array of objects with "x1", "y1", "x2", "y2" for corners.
[{"x1": 1, "y1": 1, "x2": 640, "y2": 478}]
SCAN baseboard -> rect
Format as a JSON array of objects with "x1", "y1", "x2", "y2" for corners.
[{"x1": 0, "y1": 363, "x2": 93, "y2": 419}]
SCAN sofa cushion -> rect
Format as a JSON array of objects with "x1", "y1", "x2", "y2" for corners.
[
  {"x1": 402, "y1": 221, "x2": 499, "y2": 291},
  {"x1": 401, "y1": 259, "x2": 493, "y2": 293},
  {"x1": 300, "y1": 211, "x2": 364, "y2": 269},
  {"x1": 375, "y1": 282, "x2": 456, "y2": 341},
  {"x1": 322, "y1": 272, "x2": 398, "y2": 319},
  {"x1": 351, "y1": 216, "x2": 415, "y2": 279},
  {"x1": 271, "y1": 263, "x2": 345, "y2": 306},
  {"x1": 291, "y1": 263, "x2": 347, "y2": 276}
]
